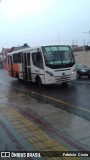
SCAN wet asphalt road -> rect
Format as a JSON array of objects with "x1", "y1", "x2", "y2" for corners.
[
  {"x1": 1, "y1": 69, "x2": 90, "y2": 160},
  {"x1": 0, "y1": 69, "x2": 90, "y2": 121}
]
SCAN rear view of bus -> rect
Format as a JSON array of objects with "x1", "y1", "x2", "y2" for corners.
[{"x1": 42, "y1": 45, "x2": 76, "y2": 84}]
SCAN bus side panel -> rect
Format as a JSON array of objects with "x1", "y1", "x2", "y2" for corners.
[
  {"x1": 8, "y1": 63, "x2": 18, "y2": 78},
  {"x1": 18, "y1": 64, "x2": 23, "y2": 80},
  {"x1": 13, "y1": 64, "x2": 19, "y2": 78},
  {"x1": 8, "y1": 64, "x2": 12, "y2": 77}
]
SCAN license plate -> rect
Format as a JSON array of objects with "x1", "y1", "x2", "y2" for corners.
[{"x1": 60, "y1": 76, "x2": 67, "y2": 80}]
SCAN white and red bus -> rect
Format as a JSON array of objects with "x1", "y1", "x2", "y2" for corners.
[{"x1": 8, "y1": 45, "x2": 76, "y2": 85}]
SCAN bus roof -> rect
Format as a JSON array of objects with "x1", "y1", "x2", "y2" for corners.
[
  {"x1": 8, "y1": 45, "x2": 71, "y2": 55},
  {"x1": 7, "y1": 46, "x2": 44, "y2": 55}
]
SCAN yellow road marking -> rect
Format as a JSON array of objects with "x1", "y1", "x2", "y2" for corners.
[
  {"x1": 33, "y1": 91, "x2": 90, "y2": 113},
  {"x1": 1, "y1": 81, "x2": 90, "y2": 113},
  {"x1": 0, "y1": 107, "x2": 79, "y2": 160}
]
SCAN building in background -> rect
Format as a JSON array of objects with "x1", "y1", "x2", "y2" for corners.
[
  {"x1": 9, "y1": 43, "x2": 29, "y2": 52},
  {"x1": 0, "y1": 51, "x2": 3, "y2": 68},
  {"x1": 0, "y1": 48, "x2": 11, "y2": 69},
  {"x1": 0, "y1": 44, "x2": 29, "y2": 69}
]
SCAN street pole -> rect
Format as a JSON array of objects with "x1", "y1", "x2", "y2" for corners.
[
  {"x1": 84, "y1": 39, "x2": 85, "y2": 52},
  {"x1": 58, "y1": 31, "x2": 60, "y2": 44}
]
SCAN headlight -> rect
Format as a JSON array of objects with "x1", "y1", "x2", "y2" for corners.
[
  {"x1": 72, "y1": 68, "x2": 76, "y2": 74},
  {"x1": 46, "y1": 71, "x2": 53, "y2": 76}
]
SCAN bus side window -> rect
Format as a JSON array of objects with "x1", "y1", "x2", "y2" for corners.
[
  {"x1": 32, "y1": 52, "x2": 44, "y2": 69},
  {"x1": 18, "y1": 52, "x2": 22, "y2": 63},
  {"x1": 27, "y1": 52, "x2": 30, "y2": 66},
  {"x1": 22, "y1": 53, "x2": 27, "y2": 66},
  {"x1": 13, "y1": 54, "x2": 18, "y2": 63},
  {"x1": 8, "y1": 56, "x2": 10, "y2": 64}
]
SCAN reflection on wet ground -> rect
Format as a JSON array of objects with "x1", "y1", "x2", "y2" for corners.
[
  {"x1": 0, "y1": 69, "x2": 90, "y2": 120},
  {"x1": 6, "y1": 79, "x2": 90, "y2": 121},
  {"x1": 0, "y1": 69, "x2": 90, "y2": 155}
]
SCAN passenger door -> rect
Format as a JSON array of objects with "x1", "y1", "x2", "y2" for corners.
[
  {"x1": 9, "y1": 55, "x2": 13, "y2": 76},
  {"x1": 22, "y1": 52, "x2": 31, "y2": 81},
  {"x1": 27, "y1": 52, "x2": 31, "y2": 81},
  {"x1": 31, "y1": 51, "x2": 45, "y2": 83}
]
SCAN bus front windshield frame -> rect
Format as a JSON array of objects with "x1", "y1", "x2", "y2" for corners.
[{"x1": 42, "y1": 46, "x2": 75, "y2": 69}]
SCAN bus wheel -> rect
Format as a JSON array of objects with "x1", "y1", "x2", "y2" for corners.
[
  {"x1": 16, "y1": 73, "x2": 21, "y2": 81},
  {"x1": 62, "y1": 82, "x2": 68, "y2": 85},
  {"x1": 76, "y1": 72, "x2": 80, "y2": 79},
  {"x1": 16, "y1": 73, "x2": 19, "y2": 79},
  {"x1": 36, "y1": 76, "x2": 42, "y2": 86}
]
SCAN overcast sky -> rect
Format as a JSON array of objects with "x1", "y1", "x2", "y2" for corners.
[{"x1": 0, "y1": 0, "x2": 90, "y2": 49}]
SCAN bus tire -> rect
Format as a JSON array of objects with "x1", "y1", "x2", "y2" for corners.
[
  {"x1": 36, "y1": 76, "x2": 42, "y2": 86},
  {"x1": 16, "y1": 73, "x2": 22, "y2": 81},
  {"x1": 16, "y1": 73, "x2": 19, "y2": 79},
  {"x1": 76, "y1": 72, "x2": 80, "y2": 79},
  {"x1": 88, "y1": 75, "x2": 90, "y2": 78},
  {"x1": 62, "y1": 82, "x2": 68, "y2": 85}
]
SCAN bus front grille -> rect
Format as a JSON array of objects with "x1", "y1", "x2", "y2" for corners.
[{"x1": 55, "y1": 75, "x2": 71, "y2": 82}]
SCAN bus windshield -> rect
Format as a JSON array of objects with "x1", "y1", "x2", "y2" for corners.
[{"x1": 42, "y1": 46, "x2": 75, "y2": 69}]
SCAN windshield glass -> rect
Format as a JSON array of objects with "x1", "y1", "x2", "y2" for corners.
[
  {"x1": 76, "y1": 64, "x2": 86, "y2": 69},
  {"x1": 42, "y1": 46, "x2": 75, "y2": 69}
]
